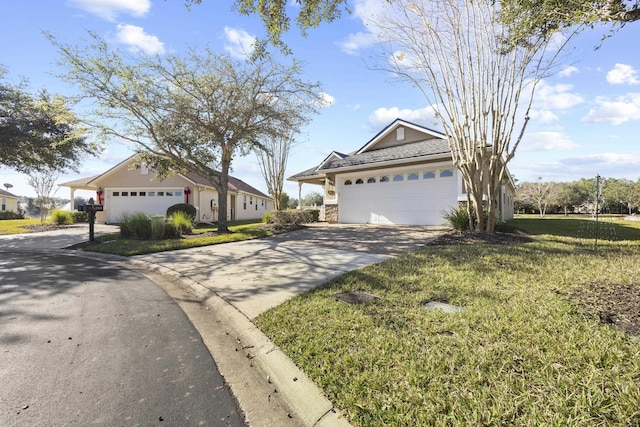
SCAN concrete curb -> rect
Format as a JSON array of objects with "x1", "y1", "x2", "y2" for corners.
[{"x1": 64, "y1": 250, "x2": 352, "y2": 427}]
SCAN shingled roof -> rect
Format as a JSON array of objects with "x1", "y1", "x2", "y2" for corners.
[{"x1": 0, "y1": 188, "x2": 18, "y2": 198}]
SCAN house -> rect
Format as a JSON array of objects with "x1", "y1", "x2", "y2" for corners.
[
  {"x1": 289, "y1": 119, "x2": 515, "y2": 226},
  {"x1": 59, "y1": 155, "x2": 272, "y2": 224},
  {"x1": 0, "y1": 189, "x2": 19, "y2": 213}
]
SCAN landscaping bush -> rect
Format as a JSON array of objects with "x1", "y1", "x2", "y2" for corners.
[
  {"x1": 443, "y1": 203, "x2": 489, "y2": 231},
  {"x1": 50, "y1": 210, "x2": 74, "y2": 225},
  {"x1": 262, "y1": 211, "x2": 273, "y2": 224},
  {"x1": 167, "y1": 203, "x2": 196, "y2": 220},
  {"x1": 151, "y1": 215, "x2": 166, "y2": 240},
  {"x1": 120, "y1": 213, "x2": 152, "y2": 239},
  {"x1": 265, "y1": 209, "x2": 320, "y2": 226},
  {"x1": 0, "y1": 211, "x2": 26, "y2": 220},
  {"x1": 168, "y1": 210, "x2": 193, "y2": 235},
  {"x1": 72, "y1": 210, "x2": 88, "y2": 223}
]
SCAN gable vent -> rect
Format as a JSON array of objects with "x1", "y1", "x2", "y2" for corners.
[{"x1": 396, "y1": 127, "x2": 405, "y2": 141}]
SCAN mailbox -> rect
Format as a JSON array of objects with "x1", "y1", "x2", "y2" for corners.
[{"x1": 84, "y1": 204, "x2": 104, "y2": 212}]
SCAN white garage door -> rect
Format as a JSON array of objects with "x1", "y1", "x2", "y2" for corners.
[
  {"x1": 106, "y1": 188, "x2": 184, "y2": 223},
  {"x1": 339, "y1": 170, "x2": 457, "y2": 225}
]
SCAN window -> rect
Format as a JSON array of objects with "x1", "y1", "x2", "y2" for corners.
[
  {"x1": 113, "y1": 192, "x2": 120, "y2": 197},
  {"x1": 261, "y1": 199, "x2": 264, "y2": 206},
  {"x1": 345, "y1": 179, "x2": 352, "y2": 185},
  {"x1": 243, "y1": 195, "x2": 247, "y2": 210},
  {"x1": 148, "y1": 191, "x2": 155, "y2": 196},
  {"x1": 250, "y1": 196, "x2": 253, "y2": 205},
  {"x1": 423, "y1": 171, "x2": 435, "y2": 179},
  {"x1": 440, "y1": 169, "x2": 453, "y2": 177},
  {"x1": 175, "y1": 191, "x2": 182, "y2": 197},
  {"x1": 255, "y1": 203, "x2": 258, "y2": 210},
  {"x1": 121, "y1": 192, "x2": 129, "y2": 196},
  {"x1": 166, "y1": 191, "x2": 174, "y2": 196},
  {"x1": 157, "y1": 191, "x2": 165, "y2": 196},
  {"x1": 139, "y1": 192, "x2": 146, "y2": 196},
  {"x1": 408, "y1": 173, "x2": 419, "y2": 180},
  {"x1": 130, "y1": 191, "x2": 137, "y2": 197},
  {"x1": 1, "y1": 198, "x2": 5, "y2": 211},
  {"x1": 367, "y1": 177, "x2": 376, "y2": 184},
  {"x1": 355, "y1": 178, "x2": 364, "y2": 184},
  {"x1": 380, "y1": 176, "x2": 389, "y2": 183},
  {"x1": 393, "y1": 174, "x2": 404, "y2": 182}
]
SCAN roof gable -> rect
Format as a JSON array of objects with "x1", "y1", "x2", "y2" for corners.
[
  {"x1": 0, "y1": 188, "x2": 18, "y2": 198},
  {"x1": 356, "y1": 118, "x2": 446, "y2": 154}
]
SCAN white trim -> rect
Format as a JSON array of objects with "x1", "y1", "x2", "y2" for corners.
[{"x1": 356, "y1": 119, "x2": 446, "y2": 154}]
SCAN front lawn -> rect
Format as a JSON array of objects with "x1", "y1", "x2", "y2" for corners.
[
  {"x1": 75, "y1": 222, "x2": 274, "y2": 256},
  {"x1": 0, "y1": 218, "x2": 49, "y2": 235},
  {"x1": 255, "y1": 222, "x2": 640, "y2": 425}
]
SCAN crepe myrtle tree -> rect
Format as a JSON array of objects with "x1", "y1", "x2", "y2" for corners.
[
  {"x1": 49, "y1": 32, "x2": 322, "y2": 233},
  {"x1": 361, "y1": 0, "x2": 572, "y2": 232},
  {"x1": 254, "y1": 131, "x2": 298, "y2": 211}
]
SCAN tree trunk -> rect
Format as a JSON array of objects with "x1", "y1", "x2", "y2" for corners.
[{"x1": 217, "y1": 148, "x2": 232, "y2": 234}]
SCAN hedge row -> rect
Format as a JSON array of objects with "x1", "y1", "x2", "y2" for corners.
[{"x1": 263, "y1": 209, "x2": 320, "y2": 225}]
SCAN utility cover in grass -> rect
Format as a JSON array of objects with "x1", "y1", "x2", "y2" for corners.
[
  {"x1": 424, "y1": 301, "x2": 466, "y2": 313},
  {"x1": 334, "y1": 291, "x2": 379, "y2": 305}
]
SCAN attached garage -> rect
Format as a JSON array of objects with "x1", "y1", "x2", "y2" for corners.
[
  {"x1": 105, "y1": 187, "x2": 185, "y2": 223},
  {"x1": 288, "y1": 118, "x2": 515, "y2": 225},
  {"x1": 339, "y1": 168, "x2": 457, "y2": 225}
]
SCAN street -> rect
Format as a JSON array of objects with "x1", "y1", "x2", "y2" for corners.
[{"x1": 0, "y1": 251, "x2": 246, "y2": 426}]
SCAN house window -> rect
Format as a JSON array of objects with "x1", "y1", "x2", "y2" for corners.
[
  {"x1": 130, "y1": 191, "x2": 137, "y2": 197},
  {"x1": 367, "y1": 177, "x2": 376, "y2": 184},
  {"x1": 148, "y1": 191, "x2": 155, "y2": 196},
  {"x1": 166, "y1": 191, "x2": 174, "y2": 196},
  {"x1": 139, "y1": 192, "x2": 146, "y2": 196},
  {"x1": 345, "y1": 180, "x2": 352, "y2": 185},
  {"x1": 157, "y1": 191, "x2": 164, "y2": 196},
  {"x1": 423, "y1": 171, "x2": 435, "y2": 179},
  {"x1": 408, "y1": 173, "x2": 419, "y2": 180},
  {"x1": 255, "y1": 203, "x2": 258, "y2": 211},
  {"x1": 113, "y1": 192, "x2": 120, "y2": 197},
  {"x1": 393, "y1": 174, "x2": 404, "y2": 182},
  {"x1": 440, "y1": 169, "x2": 453, "y2": 177},
  {"x1": 380, "y1": 176, "x2": 389, "y2": 183},
  {"x1": 175, "y1": 191, "x2": 182, "y2": 197},
  {"x1": 243, "y1": 195, "x2": 247, "y2": 210},
  {"x1": 355, "y1": 178, "x2": 364, "y2": 184},
  {"x1": 250, "y1": 196, "x2": 253, "y2": 205},
  {"x1": 1, "y1": 198, "x2": 5, "y2": 211}
]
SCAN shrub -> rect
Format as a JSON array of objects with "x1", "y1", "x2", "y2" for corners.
[
  {"x1": 72, "y1": 211, "x2": 88, "y2": 223},
  {"x1": 167, "y1": 203, "x2": 196, "y2": 220},
  {"x1": 169, "y1": 210, "x2": 193, "y2": 235},
  {"x1": 262, "y1": 211, "x2": 273, "y2": 224},
  {"x1": 50, "y1": 210, "x2": 74, "y2": 225},
  {"x1": 0, "y1": 211, "x2": 25, "y2": 220},
  {"x1": 266, "y1": 209, "x2": 320, "y2": 226},
  {"x1": 443, "y1": 205, "x2": 470, "y2": 231},
  {"x1": 151, "y1": 215, "x2": 165, "y2": 240},
  {"x1": 120, "y1": 213, "x2": 152, "y2": 239}
]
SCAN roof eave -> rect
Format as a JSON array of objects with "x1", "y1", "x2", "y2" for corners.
[{"x1": 320, "y1": 152, "x2": 452, "y2": 174}]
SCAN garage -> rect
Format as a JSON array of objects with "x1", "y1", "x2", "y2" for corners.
[
  {"x1": 106, "y1": 187, "x2": 184, "y2": 223},
  {"x1": 339, "y1": 169, "x2": 457, "y2": 225}
]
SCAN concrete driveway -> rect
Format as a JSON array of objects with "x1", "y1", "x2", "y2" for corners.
[
  {"x1": 136, "y1": 223, "x2": 448, "y2": 319},
  {"x1": 0, "y1": 224, "x2": 120, "y2": 250}
]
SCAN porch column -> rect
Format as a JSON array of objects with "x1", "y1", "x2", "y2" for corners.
[
  {"x1": 297, "y1": 182, "x2": 302, "y2": 210},
  {"x1": 69, "y1": 188, "x2": 76, "y2": 211}
]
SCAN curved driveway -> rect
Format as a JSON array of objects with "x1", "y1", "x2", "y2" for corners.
[{"x1": 136, "y1": 223, "x2": 448, "y2": 319}]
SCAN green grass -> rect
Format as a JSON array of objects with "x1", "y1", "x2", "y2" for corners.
[
  {"x1": 255, "y1": 230, "x2": 640, "y2": 425},
  {"x1": 0, "y1": 218, "x2": 49, "y2": 235},
  {"x1": 509, "y1": 214, "x2": 640, "y2": 240},
  {"x1": 76, "y1": 222, "x2": 272, "y2": 256}
]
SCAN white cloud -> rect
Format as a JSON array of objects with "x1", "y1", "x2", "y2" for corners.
[
  {"x1": 558, "y1": 65, "x2": 578, "y2": 77},
  {"x1": 116, "y1": 24, "x2": 165, "y2": 55},
  {"x1": 520, "y1": 131, "x2": 579, "y2": 152},
  {"x1": 582, "y1": 93, "x2": 640, "y2": 125},
  {"x1": 318, "y1": 92, "x2": 336, "y2": 108},
  {"x1": 606, "y1": 63, "x2": 640, "y2": 85},
  {"x1": 69, "y1": 0, "x2": 150, "y2": 21},
  {"x1": 224, "y1": 27, "x2": 256, "y2": 59},
  {"x1": 529, "y1": 110, "x2": 558, "y2": 123},
  {"x1": 534, "y1": 81, "x2": 584, "y2": 110},
  {"x1": 339, "y1": 32, "x2": 375, "y2": 55},
  {"x1": 368, "y1": 106, "x2": 440, "y2": 129}
]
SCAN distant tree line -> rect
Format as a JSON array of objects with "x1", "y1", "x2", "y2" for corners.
[{"x1": 515, "y1": 177, "x2": 640, "y2": 216}]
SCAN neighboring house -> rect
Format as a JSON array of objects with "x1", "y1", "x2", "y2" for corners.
[
  {"x1": 289, "y1": 118, "x2": 515, "y2": 226},
  {"x1": 59, "y1": 155, "x2": 272, "y2": 224},
  {"x1": 0, "y1": 189, "x2": 19, "y2": 213}
]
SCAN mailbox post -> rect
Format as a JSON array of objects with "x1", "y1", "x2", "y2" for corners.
[{"x1": 84, "y1": 197, "x2": 104, "y2": 242}]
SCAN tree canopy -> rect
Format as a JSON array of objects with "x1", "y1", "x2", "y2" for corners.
[
  {"x1": 0, "y1": 68, "x2": 94, "y2": 173},
  {"x1": 49, "y1": 32, "x2": 321, "y2": 232}
]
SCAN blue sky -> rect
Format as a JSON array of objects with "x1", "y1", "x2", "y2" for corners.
[{"x1": 1, "y1": 0, "x2": 639, "y2": 199}]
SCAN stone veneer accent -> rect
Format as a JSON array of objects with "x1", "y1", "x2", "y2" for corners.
[{"x1": 324, "y1": 204, "x2": 338, "y2": 223}]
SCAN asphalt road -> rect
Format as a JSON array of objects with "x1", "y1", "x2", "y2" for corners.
[{"x1": 0, "y1": 251, "x2": 246, "y2": 427}]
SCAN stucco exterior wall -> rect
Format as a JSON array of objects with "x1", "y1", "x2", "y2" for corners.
[{"x1": 1, "y1": 196, "x2": 18, "y2": 213}]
